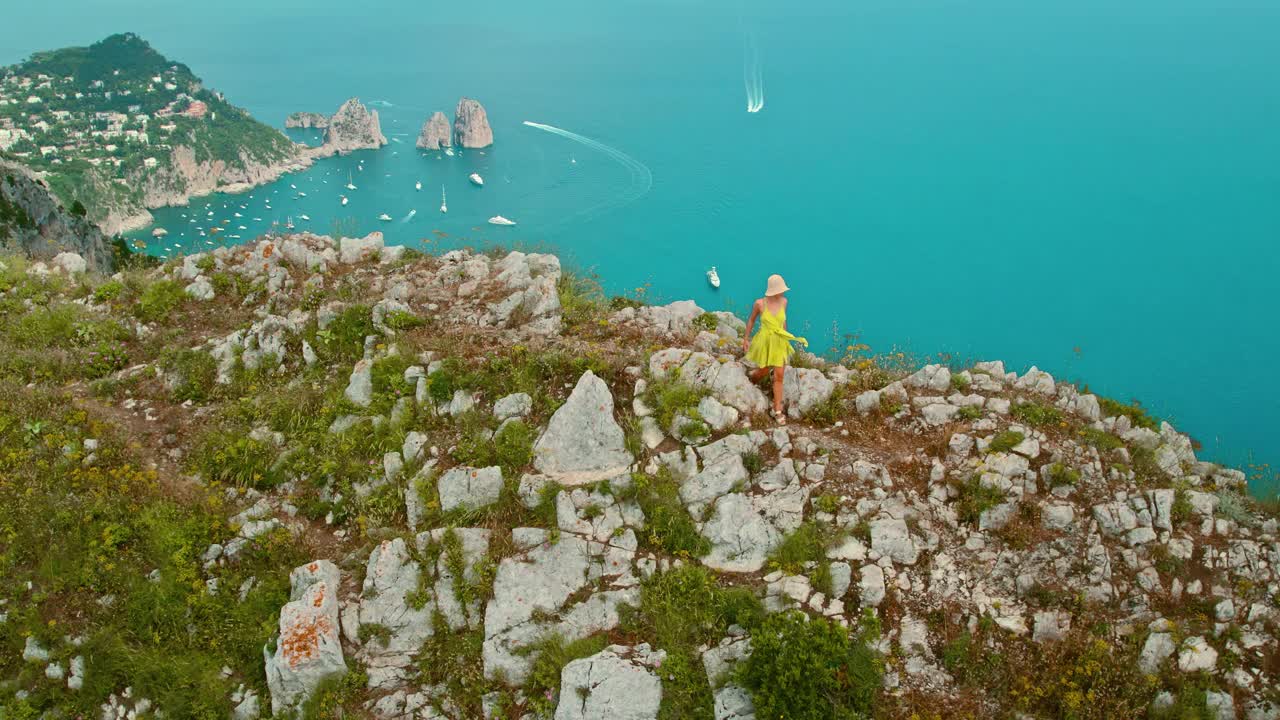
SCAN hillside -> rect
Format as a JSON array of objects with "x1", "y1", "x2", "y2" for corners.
[
  {"x1": 1, "y1": 235, "x2": 1277, "y2": 720},
  {"x1": 0, "y1": 33, "x2": 299, "y2": 234}
]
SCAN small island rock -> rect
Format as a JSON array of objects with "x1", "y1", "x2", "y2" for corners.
[
  {"x1": 453, "y1": 98, "x2": 494, "y2": 148},
  {"x1": 416, "y1": 111, "x2": 452, "y2": 150},
  {"x1": 324, "y1": 98, "x2": 387, "y2": 154}
]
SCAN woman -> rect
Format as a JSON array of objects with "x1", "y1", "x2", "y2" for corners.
[{"x1": 742, "y1": 274, "x2": 807, "y2": 425}]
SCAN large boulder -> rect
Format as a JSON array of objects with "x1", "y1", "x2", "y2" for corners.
[
  {"x1": 453, "y1": 98, "x2": 494, "y2": 148},
  {"x1": 555, "y1": 644, "x2": 665, "y2": 720},
  {"x1": 781, "y1": 367, "x2": 836, "y2": 418},
  {"x1": 416, "y1": 111, "x2": 452, "y2": 149},
  {"x1": 532, "y1": 370, "x2": 633, "y2": 485},
  {"x1": 264, "y1": 561, "x2": 347, "y2": 715},
  {"x1": 356, "y1": 539, "x2": 434, "y2": 689},
  {"x1": 438, "y1": 466, "x2": 504, "y2": 512}
]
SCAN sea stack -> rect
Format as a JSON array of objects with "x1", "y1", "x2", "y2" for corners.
[
  {"x1": 323, "y1": 98, "x2": 387, "y2": 154},
  {"x1": 416, "y1": 111, "x2": 452, "y2": 150},
  {"x1": 452, "y1": 98, "x2": 493, "y2": 148},
  {"x1": 284, "y1": 112, "x2": 329, "y2": 129}
]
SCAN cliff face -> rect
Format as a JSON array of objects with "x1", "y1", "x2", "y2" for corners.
[
  {"x1": 0, "y1": 163, "x2": 114, "y2": 272},
  {"x1": 415, "y1": 111, "x2": 452, "y2": 150},
  {"x1": 453, "y1": 97, "x2": 494, "y2": 148},
  {"x1": 323, "y1": 98, "x2": 388, "y2": 154},
  {"x1": 285, "y1": 112, "x2": 329, "y2": 129}
]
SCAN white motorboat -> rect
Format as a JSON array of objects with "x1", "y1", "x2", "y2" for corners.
[
  {"x1": 297, "y1": 191, "x2": 307, "y2": 197},
  {"x1": 469, "y1": 173, "x2": 484, "y2": 187},
  {"x1": 707, "y1": 266, "x2": 721, "y2": 288},
  {"x1": 440, "y1": 186, "x2": 447, "y2": 213},
  {"x1": 234, "y1": 212, "x2": 242, "y2": 218},
  {"x1": 341, "y1": 196, "x2": 348, "y2": 206},
  {"x1": 345, "y1": 171, "x2": 357, "y2": 191},
  {"x1": 378, "y1": 213, "x2": 393, "y2": 221},
  {"x1": 488, "y1": 215, "x2": 516, "y2": 226},
  {"x1": 300, "y1": 215, "x2": 311, "y2": 221},
  {"x1": 152, "y1": 228, "x2": 168, "y2": 237},
  {"x1": 415, "y1": 181, "x2": 422, "y2": 191},
  {"x1": 406, "y1": 209, "x2": 417, "y2": 219}
]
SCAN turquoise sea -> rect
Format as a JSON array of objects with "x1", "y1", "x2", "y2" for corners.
[{"x1": 5, "y1": 0, "x2": 1279, "y2": 488}]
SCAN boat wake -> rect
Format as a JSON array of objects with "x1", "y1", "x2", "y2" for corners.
[
  {"x1": 521, "y1": 120, "x2": 653, "y2": 228},
  {"x1": 743, "y1": 31, "x2": 765, "y2": 113},
  {"x1": 401, "y1": 209, "x2": 417, "y2": 223}
]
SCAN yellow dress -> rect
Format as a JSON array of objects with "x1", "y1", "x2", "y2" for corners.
[{"x1": 747, "y1": 304, "x2": 808, "y2": 368}]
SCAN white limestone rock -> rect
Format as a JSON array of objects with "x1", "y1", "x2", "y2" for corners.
[
  {"x1": 438, "y1": 466, "x2": 504, "y2": 513},
  {"x1": 555, "y1": 644, "x2": 665, "y2": 720},
  {"x1": 265, "y1": 561, "x2": 347, "y2": 715},
  {"x1": 533, "y1": 370, "x2": 633, "y2": 485}
]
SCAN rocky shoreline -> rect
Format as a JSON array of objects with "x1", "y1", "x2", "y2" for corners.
[{"x1": 99, "y1": 97, "x2": 388, "y2": 237}]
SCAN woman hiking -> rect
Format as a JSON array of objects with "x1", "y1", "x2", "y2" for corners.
[{"x1": 742, "y1": 274, "x2": 808, "y2": 425}]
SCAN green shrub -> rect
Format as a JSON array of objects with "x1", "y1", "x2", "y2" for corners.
[
  {"x1": 300, "y1": 667, "x2": 370, "y2": 720},
  {"x1": 804, "y1": 385, "x2": 847, "y2": 425},
  {"x1": 1047, "y1": 463, "x2": 1080, "y2": 487},
  {"x1": 738, "y1": 610, "x2": 881, "y2": 720},
  {"x1": 522, "y1": 634, "x2": 610, "y2": 717},
  {"x1": 814, "y1": 494, "x2": 841, "y2": 514},
  {"x1": 693, "y1": 312, "x2": 718, "y2": 332},
  {"x1": 455, "y1": 418, "x2": 535, "y2": 477},
  {"x1": 80, "y1": 340, "x2": 128, "y2": 379},
  {"x1": 955, "y1": 475, "x2": 1008, "y2": 525},
  {"x1": 558, "y1": 270, "x2": 608, "y2": 330},
  {"x1": 1011, "y1": 401, "x2": 1064, "y2": 428},
  {"x1": 311, "y1": 304, "x2": 374, "y2": 362},
  {"x1": 1171, "y1": 486, "x2": 1193, "y2": 527},
  {"x1": 626, "y1": 469, "x2": 711, "y2": 557},
  {"x1": 644, "y1": 369, "x2": 709, "y2": 430},
  {"x1": 92, "y1": 279, "x2": 125, "y2": 302},
  {"x1": 621, "y1": 566, "x2": 765, "y2": 720},
  {"x1": 384, "y1": 308, "x2": 424, "y2": 331},
  {"x1": 190, "y1": 430, "x2": 279, "y2": 489},
  {"x1": 957, "y1": 405, "x2": 982, "y2": 421},
  {"x1": 988, "y1": 430, "x2": 1025, "y2": 453},
  {"x1": 1078, "y1": 427, "x2": 1123, "y2": 451},
  {"x1": 161, "y1": 348, "x2": 218, "y2": 402},
  {"x1": 950, "y1": 373, "x2": 971, "y2": 392},
  {"x1": 1099, "y1": 397, "x2": 1159, "y2": 430},
  {"x1": 134, "y1": 278, "x2": 186, "y2": 322},
  {"x1": 767, "y1": 521, "x2": 831, "y2": 576}
]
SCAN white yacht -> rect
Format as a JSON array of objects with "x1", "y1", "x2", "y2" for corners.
[
  {"x1": 440, "y1": 186, "x2": 447, "y2": 213},
  {"x1": 341, "y1": 196, "x2": 349, "y2": 206},
  {"x1": 488, "y1": 215, "x2": 516, "y2": 226},
  {"x1": 469, "y1": 173, "x2": 484, "y2": 187},
  {"x1": 300, "y1": 215, "x2": 311, "y2": 221},
  {"x1": 345, "y1": 172, "x2": 357, "y2": 191},
  {"x1": 706, "y1": 266, "x2": 721, "y2": 288},
  {"x1": 406, "y1": 209, "x2": 417, "y2": 219},
  {"x1": 415, "y1": 181, "x2": 422, "y2": 191},
  {"x1": 378, "y1": 213, "x2": 393, "y2": 221}
]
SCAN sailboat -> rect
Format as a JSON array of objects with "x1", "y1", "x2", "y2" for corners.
[
  {"x1": 706, "y1": 266, "x2": 721, "y2": 288},
  {"x1": 440, "y1": 186, "x2": 447, "y2": 214},
  {"x1": 285, "y1": 216, "x2": 295, "y2": 230},
  {"x1": 415, "y1": 181, "x2": 422, "y2": 191},
  {"x1": 345, "y1": 171, "x2": 357, "y2": 191}
]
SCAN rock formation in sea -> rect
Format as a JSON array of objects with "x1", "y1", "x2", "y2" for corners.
[
  {"x1": 284, "y1": 112, "x2": 330, "y2": 129},
  {"x1": 415, "y1": 111, "x2": 452, "y2": 150},
  {"x1": 452, "y1": 97, "x2": 494, "y2": 148},
  {"x1": 0, "y1": 162, "x2": 115, "y2": 272},
  {"x1": 323, "y1": 98, "x2": 388, "y2": 154}
]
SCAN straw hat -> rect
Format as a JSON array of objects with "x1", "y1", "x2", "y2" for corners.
[{"x1": 765, "y1": 274, "x2": 790, "y2": 296}]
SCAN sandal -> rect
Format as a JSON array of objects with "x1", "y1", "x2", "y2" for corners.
[{"x1": 772, "y1": 409, "x2": 787, "y2": 426}]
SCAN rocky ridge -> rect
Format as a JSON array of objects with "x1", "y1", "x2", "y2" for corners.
[
  {"x1": 453, "y1": 98, "x2": 494, "y2": 148},
  {"x1": 5, "y1": 238, "x2": 1278, "y2": 720},
  {"x1": 285, "y1": 112, "x2": 330, "y2": 129},
  {"x1": 416, "y1": 112, "x2": 453, "y2": 150}
]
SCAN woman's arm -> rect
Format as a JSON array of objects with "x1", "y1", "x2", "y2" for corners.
[{"x1": 742, "y1": 299, "x2": 761, "y2": 352}]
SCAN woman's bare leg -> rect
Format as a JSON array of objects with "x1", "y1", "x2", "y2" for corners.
[
  {"x1": 749, "y1": 367, "x2": 770, "y2": 383},
  {"x1": 772, "y1": 366, "x2": 785, "y2": 415}
]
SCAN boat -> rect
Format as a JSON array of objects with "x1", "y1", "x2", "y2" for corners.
[
  {"x1": 152, "y1": 228, "x2": 168, "y2": 237},
  {"x1": 341, "y1": 196, "x2": 349, "y2": 206},
  {"x1": 285, "y1": 217, "x2": 294, "y2": 230},
  {"x1": 290, "y1": 184, "x2": 297, "y2": 189},
  {"x1": 234, "y1": 212, "x2": 242, "y2": 218},
  {"x1": 415, "y1": 181, "x2": 422, "y2": 191},
  {"x1": 706, "y1": 266, "x2": 721, "y2": 288},
  {"x1": 440, "y1": 186, "x2": 447, "y2": 213},
  {"x1": 297, "y1": 191, "x2": 307, "y2": 197},
  {"x1": 300, "y1": 215, "x2": 311, "y2": 221},
  {"x1": 469, "y1": 173, "x2": 484, "y2": 187},
  {"x1": 345, "y1": 172, "x2": 357, "y2": 191},
  {"x1": 445, "y1": 147, "x2": 455, "y2": 157},
  {"x1": 378, "y1": 213, "x2": 393, "y2": 221},
  {"x1": 406, "y1": 209, "x2": 417, "y2": 220},
  {"x1": 488, "y1": 215, "x2": 516, "y2": 226}
]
